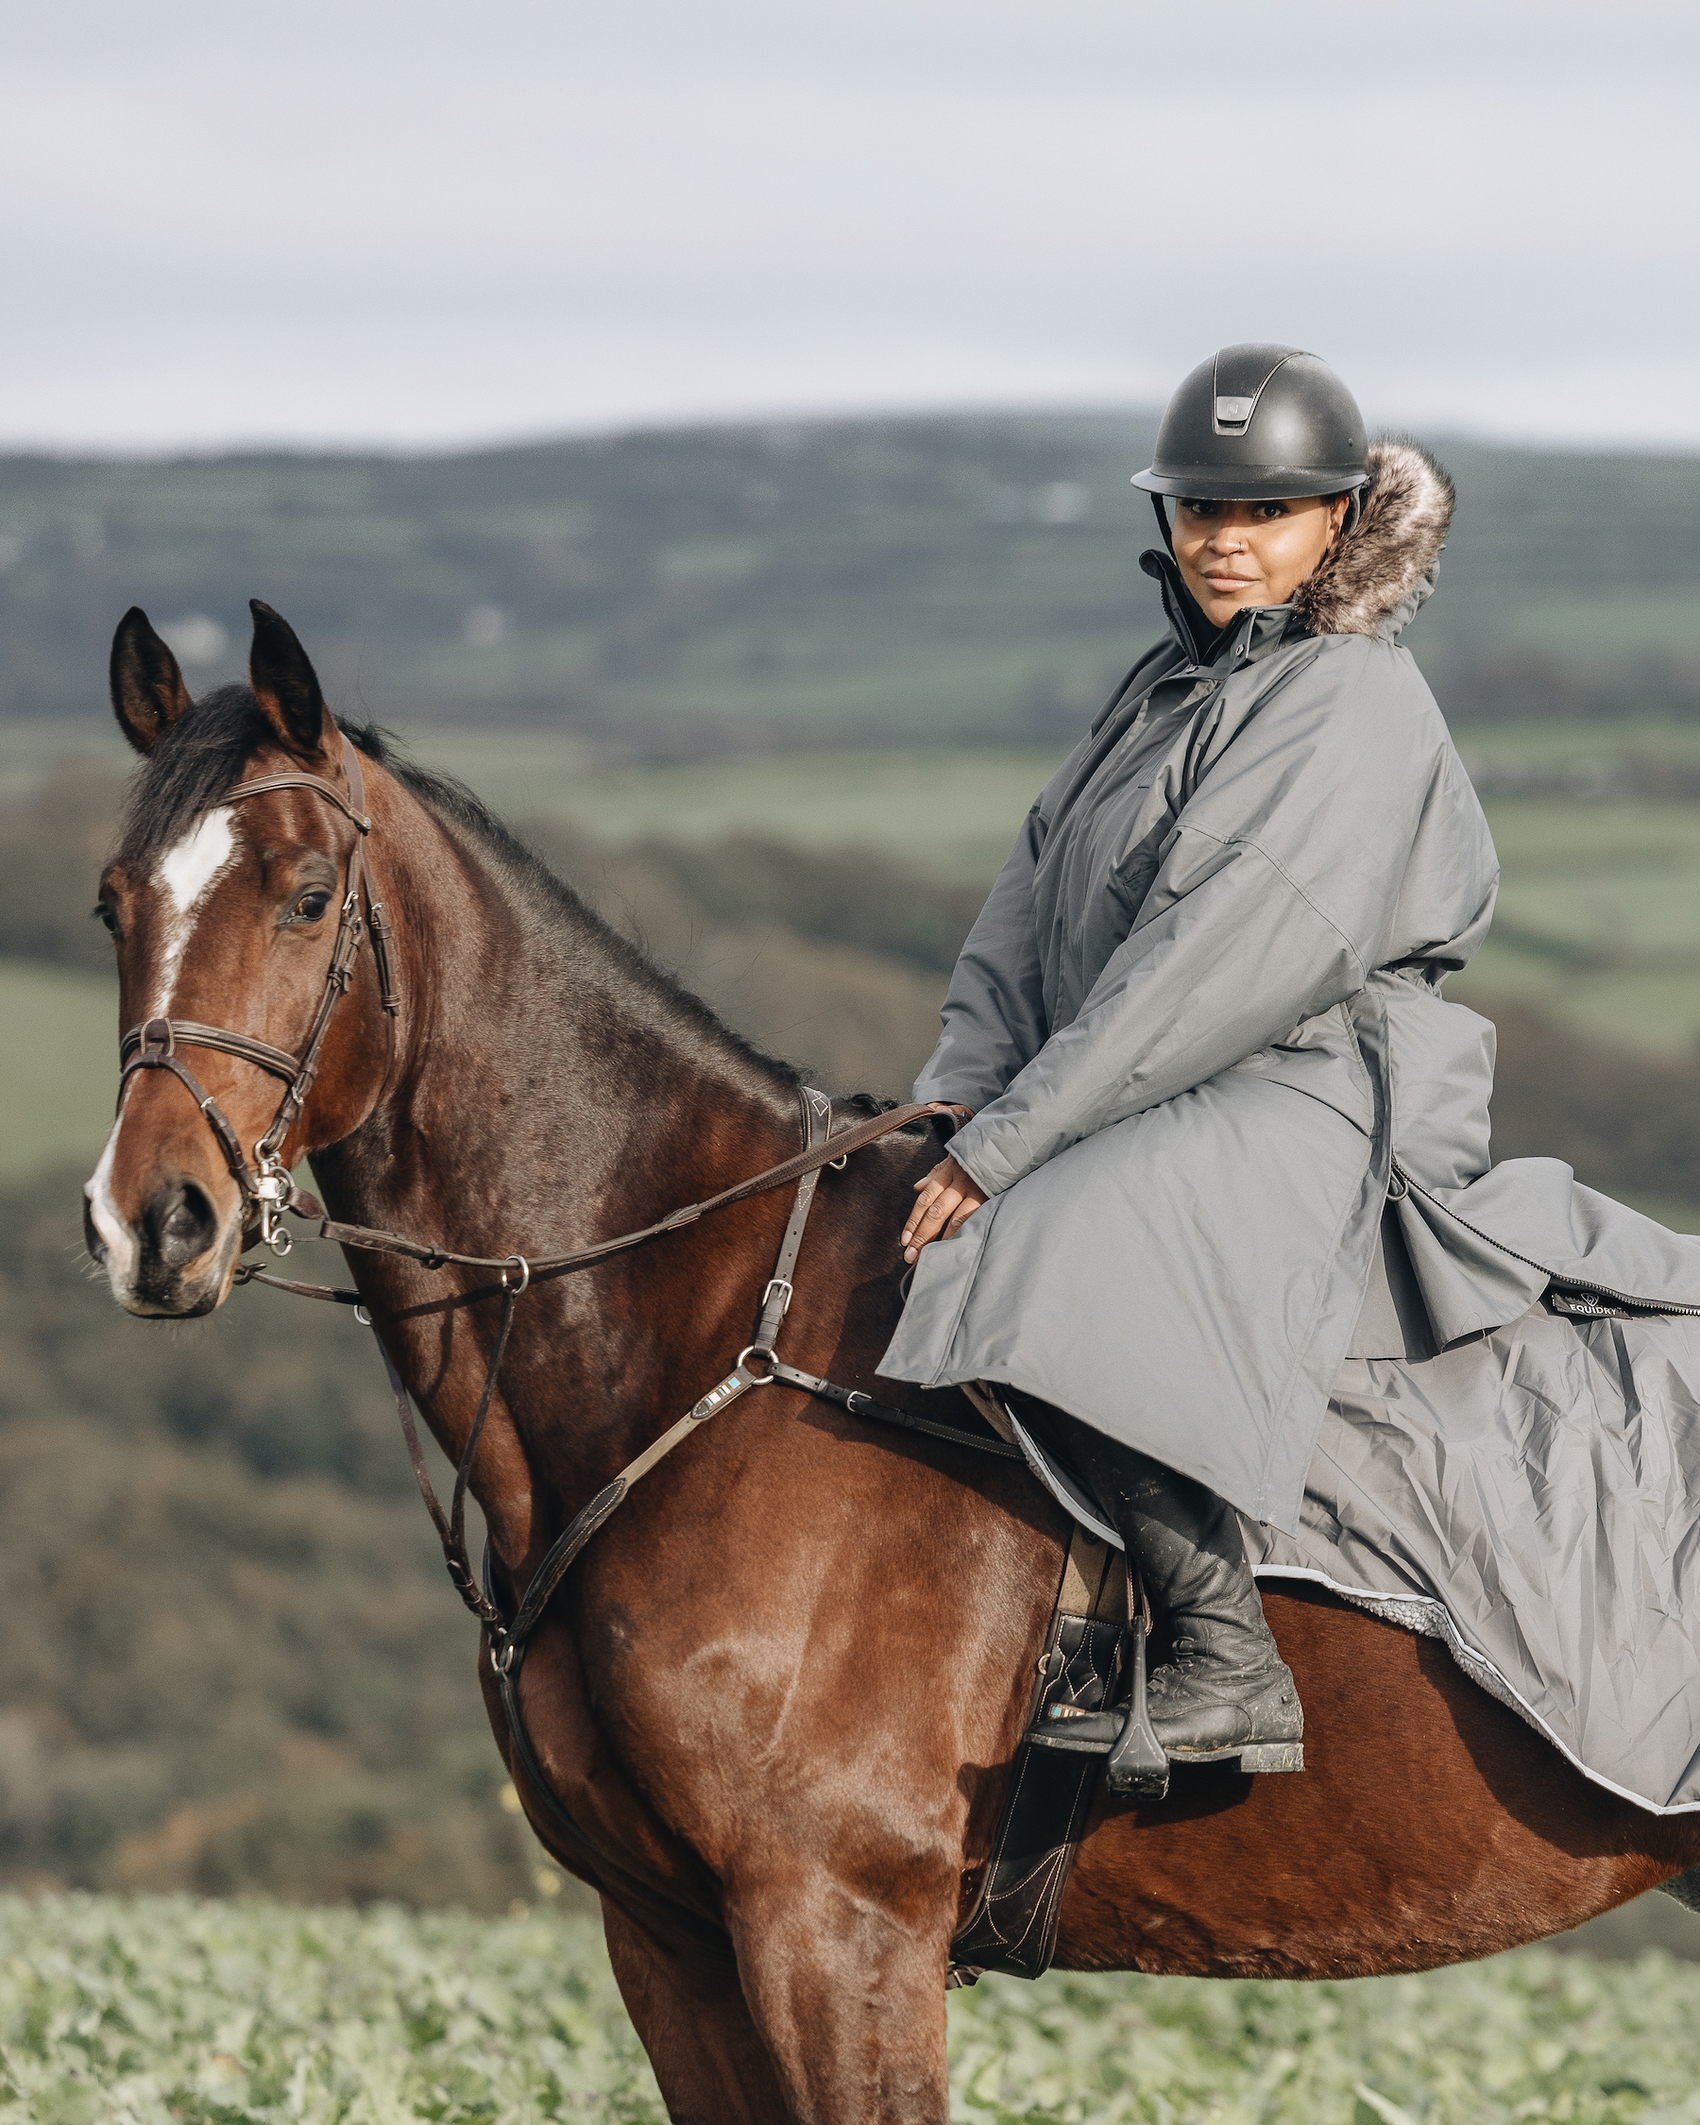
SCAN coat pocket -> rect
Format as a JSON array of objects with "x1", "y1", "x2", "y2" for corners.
[{"x1": 1104, "y1": 781, "x2": 1175, "y2": 922}]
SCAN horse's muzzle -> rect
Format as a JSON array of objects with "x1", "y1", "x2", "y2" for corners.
[{"x1": 85, "y1": 1168, "x2": 240, "y2": 1317}]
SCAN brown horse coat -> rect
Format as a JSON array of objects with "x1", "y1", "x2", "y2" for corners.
[{"x1": 85, "y1": 605, "x2": 1700, "y2": 2124}]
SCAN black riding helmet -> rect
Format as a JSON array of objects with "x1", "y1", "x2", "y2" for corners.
[
  {"x1": 1131, "y1": 345, "x2": 1370, "y2": 648},
  {"x1": 1134, "y1": 344, "x2": 1369, "y2": 502}
]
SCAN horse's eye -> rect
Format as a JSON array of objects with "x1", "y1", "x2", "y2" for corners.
[
  {"x1": 290, "y1": 890, "x2": 332, "y2": 925},
  {"x1": 92, "y1": 901, "x2": 118, "y2": 937}
]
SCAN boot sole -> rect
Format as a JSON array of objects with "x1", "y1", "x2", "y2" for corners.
[
  {"x1": 1164, "y1": 1740, "x2": 1304, "y2": 1772},
  {"x1": 1030, "y1": 1734, "x2": 1303, "y2": 1774}
]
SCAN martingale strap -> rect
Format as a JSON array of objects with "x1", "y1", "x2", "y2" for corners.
[
  {"x1": 324, "y1": 1087, "x2": 1020, "y2": 1668},
  {"x1": 395, "y1": 1087, "x2": 1021, "y2": 1867}
]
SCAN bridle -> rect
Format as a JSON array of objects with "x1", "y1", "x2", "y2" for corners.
[
  {"x1": 117, "y1": 735, "x2": 399, "y2": 1255},
  {"x1": 112, "y1": 727, "x2": 1021, "y2": 1862}
]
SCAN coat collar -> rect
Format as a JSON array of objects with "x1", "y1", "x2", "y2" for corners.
[
  {"x1": 1139, "y1": 550, "x2": 1298, "y2": 673},
  {"x1": 1293, "y1": 440, "x2": 1454, "y2": 642}
]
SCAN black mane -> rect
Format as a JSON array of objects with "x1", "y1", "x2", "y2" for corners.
[{"x1": 115, "y1": 687, "x2": 800, "y2": 1091}]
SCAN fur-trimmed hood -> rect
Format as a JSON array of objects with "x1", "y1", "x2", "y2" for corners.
[{"x1": 1292, "y1": 438, "x2": 1454, "y2": 642}]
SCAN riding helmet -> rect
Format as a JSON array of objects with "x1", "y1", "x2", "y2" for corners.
[{"x1": 1132, "y1": 344, "x2": 1369, "y2": 501}]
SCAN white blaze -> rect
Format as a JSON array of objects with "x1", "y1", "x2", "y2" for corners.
[
  {"x1": 85, "y1": 1110, "x2": 136, "y2": 1297},
  {"x1": 150, "y1": 806, "x2": 238, "y2": 1018},
  {"x1": 86, "y1": 805, "x2": 242, "y2": 1303}
]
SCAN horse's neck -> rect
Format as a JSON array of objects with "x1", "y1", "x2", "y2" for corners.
[
  {"x1": 334, "y1": 776, "x2": 800, "y2": 1250},
  {"x1": 313, "y1": 774, "x2": 805, "y2": 1545}
]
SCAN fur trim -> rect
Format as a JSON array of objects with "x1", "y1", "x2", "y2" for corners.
[{"x1": 1291, "y1": 438, "x2": 1454, "y2": 639}]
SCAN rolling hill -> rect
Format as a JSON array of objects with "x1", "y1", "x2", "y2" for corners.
[{"x1": 4, "y1": 413, "x2": 1698, "y2": 751}]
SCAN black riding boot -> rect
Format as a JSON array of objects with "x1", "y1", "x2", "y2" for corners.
[{"x1": 1011, "y1": 1396, "x2": 1302, "y2": 1781}]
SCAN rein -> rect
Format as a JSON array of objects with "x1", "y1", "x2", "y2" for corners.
[{"x1": 124, "y1": 740, "x2": 1018, "y2": 1804}]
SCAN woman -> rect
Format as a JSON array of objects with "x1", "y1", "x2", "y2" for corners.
[{"x1": 880, "y1": 343, "x2": 1700, "y2": 1795}]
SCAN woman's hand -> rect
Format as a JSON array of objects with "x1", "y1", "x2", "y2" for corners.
[{"x1": 901, "y1": 1156, "x2": 988, "y2": 1265}]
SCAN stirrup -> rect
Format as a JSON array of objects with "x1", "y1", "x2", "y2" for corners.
[
  {"x1": 1105, "y1": 1607, "x2": 1169, "y2": 1798},
  {"x1": 1029, "y1": 1605, "x2": 1170, "y2": 1801}
]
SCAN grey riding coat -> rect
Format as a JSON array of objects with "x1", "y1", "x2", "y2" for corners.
[{"x1": 879, "y1": 444, "x2": 1700, "y2": 1532}]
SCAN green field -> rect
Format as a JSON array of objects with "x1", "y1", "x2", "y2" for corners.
[
  {"x1": 0, "y1": 959, "x2": 117, "y2": 1181},
  {"x1": 1448, "y1": 801, "x2": 1700, "y2": 1055},
  {"x1": 4, "y1": 1894, "x2": 1700, "y2": 2125},
  {"x1": 416, "y1": 734, "x2": 1066, "y2": 885},
  {"x1": 416, "y1": 733, "x2": 1700, "y2": 1061},
  {"x1": 4, "y1": 415, "x2": 1700, "y2": 745}
]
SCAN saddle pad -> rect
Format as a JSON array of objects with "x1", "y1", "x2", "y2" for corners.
[{"x1": 987, "y1": 1300, "x2": 1700, "y2": 1817}]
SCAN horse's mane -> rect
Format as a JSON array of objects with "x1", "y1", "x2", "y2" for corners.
[{"x1": 115, "y1": 687, "x2": 802, "y2": 1091}]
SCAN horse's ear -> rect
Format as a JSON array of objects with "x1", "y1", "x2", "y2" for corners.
[
  {"x1": 110, "y1": 606, "x2": 194, "y2": 755},
  {"x1": 248, "y1": 599, "x2": 336, "y2": 760}
]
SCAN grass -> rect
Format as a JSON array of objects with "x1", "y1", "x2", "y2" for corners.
[
  {"x1": 1449, "y1": 800, "x2": 1700, "y2": 1056},
  {"x1": 4, "y1": 1895, "x2": 1700, "y2": 2125},
  {"x1": 0, "y1": 958, "x2": 118, "y2": 1182},
  {"x1": 0, "y1": 1896, "x2": 660, "y2": 2125},
  {"x1": 1455, "y1": 720, "x2": 1700, "y2": 781},
  {"x1": 412, "y1": 736, "x2": 1067, "y2": 885}
]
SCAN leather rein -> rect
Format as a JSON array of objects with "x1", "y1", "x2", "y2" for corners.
[{"x1": 120, "y1": 742, "x2": 1019, "y2": 1728}]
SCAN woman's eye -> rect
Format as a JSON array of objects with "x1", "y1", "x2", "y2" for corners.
[
  {"x1": 1257, "y1": 502, "x2": 1289, "y2": 519},
  {"x1": 290, "y1": 890, "x2": 331, "y2": 924}
]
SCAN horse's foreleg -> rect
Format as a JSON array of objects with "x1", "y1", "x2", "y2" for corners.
[
  {"x1": 724, "y1": 1878, "x2": 952, "y2": 2125},
  {"x1": 601, "y1": 1898, "x2": 794, "y2": 2125}
]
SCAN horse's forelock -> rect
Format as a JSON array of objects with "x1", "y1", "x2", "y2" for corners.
[{"x1": 116, "y1": 685, "x2": 279, "y2": 873}]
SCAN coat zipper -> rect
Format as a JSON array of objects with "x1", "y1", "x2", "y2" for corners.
[{"x1": 1389, "y1": 1162, "x2": 1700, "y2": 1319}]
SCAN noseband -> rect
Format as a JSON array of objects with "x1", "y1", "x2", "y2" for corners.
[{"x1": 118, "y1": 734, "x2": 400, "y2": 1255}]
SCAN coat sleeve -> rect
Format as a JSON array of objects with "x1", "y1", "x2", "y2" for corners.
[
  {"x1": 911, "y1": 800, "x2": 1051, "y2": 1111},
  {"x1": 948, "y1": 639, "x2": 1438, "y2": 1197}
]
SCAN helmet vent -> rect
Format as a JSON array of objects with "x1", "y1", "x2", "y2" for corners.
[{"x1": 1214, "y1": 395, "x2": 1256, "y2": 430}]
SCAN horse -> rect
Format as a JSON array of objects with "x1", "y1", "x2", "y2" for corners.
[{"x1": 84, "y1": 600, "x2": 1700, "y2": 2124}]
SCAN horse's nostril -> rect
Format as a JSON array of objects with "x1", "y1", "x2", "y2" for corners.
[
  {"x1": 82, "y1": 1195, "x2": 107, "y2": 1264},
  {"x1": 143, "y1": 1178, "x2": 220, "y2": 1271}
]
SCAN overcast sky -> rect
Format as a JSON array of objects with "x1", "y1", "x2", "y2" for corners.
[{"x1": 4, "y1": 0, "x2": 1696, "y2": 453}]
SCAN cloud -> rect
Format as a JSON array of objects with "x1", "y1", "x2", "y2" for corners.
[{"x1": 2, "y1": 0, "x2": 1695, "y2": 449}]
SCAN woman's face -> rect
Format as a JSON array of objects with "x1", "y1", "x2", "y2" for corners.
[{"x1": 1171, "y1": 492, "x2": 1350, "y2": 629}]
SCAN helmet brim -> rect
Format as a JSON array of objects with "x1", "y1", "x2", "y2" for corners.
[{"x1": 1132, "y1": 465, "x2": 1370, "y2": 500}]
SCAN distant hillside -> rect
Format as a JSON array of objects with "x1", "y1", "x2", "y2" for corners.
[{"x1": 4, "y1": 414, "x2": 1698, "y2": 753}]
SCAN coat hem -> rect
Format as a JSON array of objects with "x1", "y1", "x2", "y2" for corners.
[{"x1": 1251, "y1": 1565, "x2": 1700, "y2": 1817}]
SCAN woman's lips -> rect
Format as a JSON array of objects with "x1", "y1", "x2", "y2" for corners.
[{"x1": 1205, "y1": 573, "x2": 1257, "y2": 589}]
